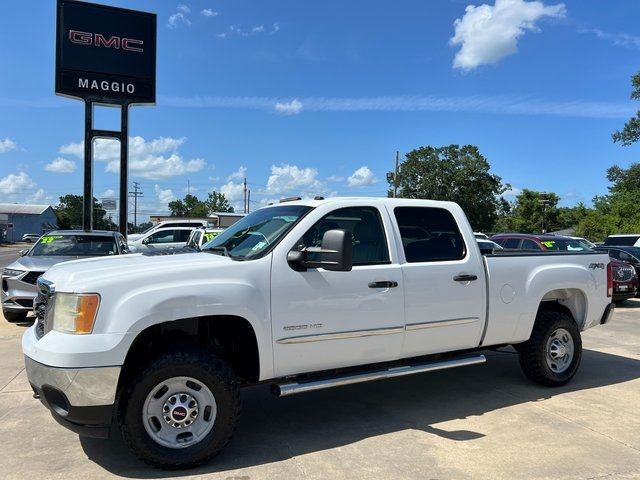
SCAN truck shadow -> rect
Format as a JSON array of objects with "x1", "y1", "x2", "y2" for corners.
[{"x1": 80, "y1": 348, "x2": 640, "y2": 478}]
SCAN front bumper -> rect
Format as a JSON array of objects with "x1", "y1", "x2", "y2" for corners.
[
  {"x1": 25, "y1": 355, "x2": 120, "y2": 438},
  {"x1": 1, "y1": 275, "x2": 37, "y2": 312}
]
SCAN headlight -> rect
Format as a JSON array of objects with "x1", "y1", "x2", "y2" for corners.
[
  {"x1": 51, "y1": 293, "x2": 100, "y2": 334},
  {"x1": 2, "y1": 268, "x2": 24, "y2": 277}
]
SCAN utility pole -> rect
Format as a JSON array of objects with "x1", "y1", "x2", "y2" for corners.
[
  {"x1": 538, "y1": 193, "x2": 552, "y2": 233},
  {"x1": 243, "y1": 177, "x2": 248, "y2": 214},
  {"x1": 187, "y1": 179, "x2": 190, "y2": 196},
  {"x1": 128, "y1": 182, "x2": 143, "y2": 233},
  {"x1": 247, "y1": 189, "x2": 251, "y2": 213}
]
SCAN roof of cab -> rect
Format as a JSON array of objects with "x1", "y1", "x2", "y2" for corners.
[{"x1": 44, "y1": 230, "x2": 117, "y2": 237}]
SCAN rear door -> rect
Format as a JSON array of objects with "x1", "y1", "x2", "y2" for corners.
[{"x1": 392, "y1": 205, "x2": 486, "y2": 357}]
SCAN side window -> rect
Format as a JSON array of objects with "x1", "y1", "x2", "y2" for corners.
[
  {"x1": 503, "y1": 238, "x2": 520, "y2": 249},
  {"x1": 299, "y1": 206, "x2": 390, "y2": 266},
  {"x1": 608, "y1": 249, "x2": 621, "y2": 259},
  {"x1": 175, "y1": 230, "x2": 192, "y2": 242},
  {"x1": 148, "y1": 230, "x2": 175, "y2": 244},
  {"x1": 520, "y1": 239, "x2": 541, "y2": 251},
  {"x1": 492, "y1": 238, "x2": 506, "y2": 247},
  {"x1": 618, "y1": 251, "x2": 633, "y2": 262},
  {"x1": 394, "y1": 207, "x2": 466, "y2": 262}
]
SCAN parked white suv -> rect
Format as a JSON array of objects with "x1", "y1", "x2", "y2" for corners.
[
  {"x1": 127, "y1": 219, "x2": 210, "y2": 242},
  {"x1": 127, "y1": 227, "x2": 195, "y2": 252},
  {"x1": 23, "y1": 197, "x2": 614, "y2": 469}
]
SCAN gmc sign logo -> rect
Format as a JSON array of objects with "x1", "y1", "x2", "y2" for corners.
[{"x1": 68, "y1": 30, "x2": 144, "y2": 52}]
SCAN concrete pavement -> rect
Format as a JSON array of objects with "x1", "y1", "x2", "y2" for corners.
[{"x1": 0, "y1": 247, "x2": 639, "y2": 478}]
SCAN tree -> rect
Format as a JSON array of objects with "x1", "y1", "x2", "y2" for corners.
[
  {"x1": 168, "y1": 194, "x2": 209, "y2": 218},
  {"x1": 54, "y1": 194, "x2": 117, "y2": 230},
  {"x1": 388, "y1": 145, "x2": 509, "y2": 231},
  {"x1": 205, "y1": 191, "x2": 234, "y2": 213},
  {"x1": 612, "y1": 72, "x2": 640, "y2": 146}
]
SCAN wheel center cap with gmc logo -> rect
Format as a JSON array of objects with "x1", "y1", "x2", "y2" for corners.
[{"x1": 171, "y1": 406, "x2": 187, "y2": 421}]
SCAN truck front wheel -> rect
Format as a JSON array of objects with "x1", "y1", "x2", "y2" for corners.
[
  {"x1": 119, "y1": 348, "x2": 241, "y2": 469},
  {"x1": 516, "y1": 310, "x2": 582, "y2": 387}
]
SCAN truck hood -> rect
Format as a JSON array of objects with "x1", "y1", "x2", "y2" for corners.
[
  {"x1": 41, "y1": 251, "x2": 233, "y2": 292},
  {"x1": 8, "y1": 255, "x2": 84, "y2": 273}
]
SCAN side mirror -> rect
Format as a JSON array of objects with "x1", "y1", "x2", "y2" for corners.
[
  {"x1": 19, "y1": 248, "x2": 29, "y2": 257},
  {"x1": 287, "y1": 230, "x2": 353, "y2": 272},
  {"x1": 320, "y1": 229, "x2": 353, "y2": 272},
  {"x1": 142, "y1": 237, "x2": 150, "y2": 245}
]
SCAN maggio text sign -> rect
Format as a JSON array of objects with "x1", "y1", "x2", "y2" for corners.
[{"x1": 56, "y1": 0, "x2": 156, "y2": 104}]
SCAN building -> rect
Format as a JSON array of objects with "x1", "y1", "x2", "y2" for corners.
[
  {"x1": 0, "y1": 204, "x2": 58, "y2": 243},
  {"x1": 149, "y1": 212, "x2": 245, "y2": 228}
]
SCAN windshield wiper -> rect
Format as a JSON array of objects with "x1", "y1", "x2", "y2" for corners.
[{"x1": 203, "y1": 246, "x2": 233, "y2": 258}]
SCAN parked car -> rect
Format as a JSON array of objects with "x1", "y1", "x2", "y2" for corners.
[
  {"x1": 603, "y1": 234, "x2": 640, "y2": 247},
  {"x1": 609, "y1": 258, "x2": 638, "y2": 303},
  {"x1": 477, "y1": 239, "x2": 503, "y2": 254},
  {"x1": 128, "y1": 227, "x2": 195, "y2": 253},
  {"x1": 490, "y1": 233, "x2": 592, "y2": 252},
  {"x1": 569, "y1": 236, "x2": 596, "y2": 249},
  {"x1": 21, "y1": 233, "x2": 41, "y2": 243},
  {"x1": 128, "y1": 219, "x2": 211, "y2": 242},
  {"x1": 2, "y1": 230, "x2": 129, "y2": 323},
  {"x1": 25, "y1": 197, "x2": 614, "y2": 469},
  {"x1": 594, "y1": 245, "x2": 640, "y2": 296},
  {"x1": 184, "y1": 227, "x2": 225, "y2": 251},
  {"x1": 473, "y1": 232, "x2": 489, "y2": 240}
]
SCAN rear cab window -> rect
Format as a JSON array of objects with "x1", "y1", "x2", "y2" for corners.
[{"x1": 394, "y1": 207, "x2": 466, "y2": 262}]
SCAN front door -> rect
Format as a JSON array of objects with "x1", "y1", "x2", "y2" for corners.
[{"x1": 271, "y1": 205, "x2": 405, "y2": 377}]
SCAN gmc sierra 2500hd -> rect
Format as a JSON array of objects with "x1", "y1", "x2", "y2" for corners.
[{"x1": 23, "y1": 197, "x2": 614, "y2": 469}]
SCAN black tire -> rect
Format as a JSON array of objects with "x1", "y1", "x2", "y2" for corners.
[
  {"x1": 516, "y1": 310, "x2": 582, "y2": 387},
  {"x1": 3, "y1": 310, "x2": 27, "y2": 323},
  {"x1": 119, "y1": 348, "x2": 241, "y2": 470}
]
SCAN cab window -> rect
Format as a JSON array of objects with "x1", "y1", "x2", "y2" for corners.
[{"x1": 299, "y1": 206, "x2": 390, "y2": 266}]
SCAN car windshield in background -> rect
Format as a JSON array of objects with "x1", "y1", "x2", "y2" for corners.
[
  {"x1": 202, "y1": 205, "x2": 312, "y2": 260},
  {"x1": 540, "y1": 239, "x2": 592, "y2": 252},
  {"x1": 30, "y1": 234, "x2": 117, "y2": 256}
]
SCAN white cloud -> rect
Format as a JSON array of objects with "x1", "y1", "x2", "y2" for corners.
[
  {"x1": 26, "y1": 188, "x2": 53, "y2": 204},
  {"x1": 269, "y1": 23, "x2": 280, "y2": 35},
  {"x1": 177, "y1": 4, "x2": 190, "y2": 14},
  {"x1": 155, "y1": 184, "x2": 175, "y2": 205},
  {"x1": 226, "y1": 166, "x2": 247, "y2": 182},
  {"x1": 216, "y1": 33, "x2": 227, "y2": 39},
  {"x1": 502, "y1": 186, "x2": 522, "y2": 197},
  {"x1": 101, "y1": 189, "x2": 116, "y2": 198},
  {"x1": 168, "y1": 12, "x2": 191, "y2": 28},
  {"x1": 274, "y1": 99, "x2": 303, "y2": 115},
  {"x1": 267, "y1": 164, "x2": 322, "y2": 194},
  {"x1": 201, "y1": 8, "x2": 218, "y2": 17},
  {"x1": 252, "y1": 25, "x2": 265, "y2": 33},
  {"x1": 327, "y1": 175, "x2": 345, "y2": 183},
  {"x1": 0, "y1": 172, "x2": 35, "y2": 194},
  {"x1": 159, "y1": 94, "x2": 633, "y2": 119},
  {"x1": 580, "y1": 28, "x2": 640, "y2": 50},
  {"x1": 0, "y1": 138, "x2": 17, "y2": 153},
  {"x1": 218, "y1": 181, "x2": 245, "y2": 212},
  {"x1": 45, "y1": 157, "x2": 76, "y2": 173},
  {"x1": 59, "y1": 136, "x2": 206, "y2": 180},
  {"x1": 450, "y1": 0, "x2": 566, "y2": 71},
  {"x1": 347, "y1": 166, "x2": 378, "y2": 188}
]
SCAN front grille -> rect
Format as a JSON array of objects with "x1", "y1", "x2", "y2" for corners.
[
  {"x1": 614, "y1": 265, "x2": 635, "y2": 283},
  {"x1": 21, "y1": 271, "x2": 44, "y2": 285},
  {"x1": 34, "y1": 279, "x2": 54, "y2": 339}
]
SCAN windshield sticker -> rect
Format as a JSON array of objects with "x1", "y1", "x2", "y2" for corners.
[
  {"x1": 251, "y1": 241, "x2": 267, "y2": 251},
  {"x1": 204, "y1": 232, "x2": 220, "y2": 242},
  {"x1": 541, "y1": 241, "x2": 556, "y2": 248},
  {"x1": 39, "y1": 235, "x2": 64, "y2": 244}
]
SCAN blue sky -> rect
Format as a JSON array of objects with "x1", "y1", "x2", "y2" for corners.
[{"x1": 0, "y1": 0, "x2": 639, "y2": 221}]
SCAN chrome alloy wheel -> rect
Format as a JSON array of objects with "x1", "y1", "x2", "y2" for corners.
[
  {"x1": 545, "y1": 328, "x2": 574, "y2": 374},
  {"x1": 143, "y1": 376, "x2": 217, "y2": 449}
]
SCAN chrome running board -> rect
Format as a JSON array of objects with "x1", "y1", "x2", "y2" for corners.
[{"x1": 271, "y1": 354, "x2": 486, "y2": 397}]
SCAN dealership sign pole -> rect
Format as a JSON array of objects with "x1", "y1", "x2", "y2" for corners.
[{"x1": 55, "y1": 0, "x2": 156, "y2": 236}]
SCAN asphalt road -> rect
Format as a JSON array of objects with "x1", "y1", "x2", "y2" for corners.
[{"x1": 1, "y1": 246, "x2": 639, "y2": 479}]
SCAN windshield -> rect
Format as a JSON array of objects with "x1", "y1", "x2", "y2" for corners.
[
  {"x1": 30, "y1": 234, "x2": 117, "y2": 256},
  {"x1": 540, "y1": 239, "x2": 592, "y2": 252},
  {"x1": 202, "y1": 205, "x2": 312, "y2": 260}
]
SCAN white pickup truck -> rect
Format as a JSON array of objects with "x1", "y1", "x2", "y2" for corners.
[{"x1": 23, "y1": 197, "x2": 614, "y2": 469}]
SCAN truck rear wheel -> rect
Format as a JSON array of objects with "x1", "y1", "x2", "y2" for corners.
[
  {"x1": 516, "y1": 310, "x2": 582, "y2": 387},
  {"x1": 119, "y1": 348, "x2": 241, "y2": 469}
]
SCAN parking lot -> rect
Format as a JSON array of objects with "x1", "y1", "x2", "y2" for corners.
[{"x1": 0, "y1": 245, "x2": 639, "y2": 480}]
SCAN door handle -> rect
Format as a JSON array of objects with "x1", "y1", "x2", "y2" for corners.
[
  {"x1": 368, "y1": 281, "x2": 398, "y2": 288},
  {"x1": 453, "y1": 274, "x2": 478, "y2": 282}
]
